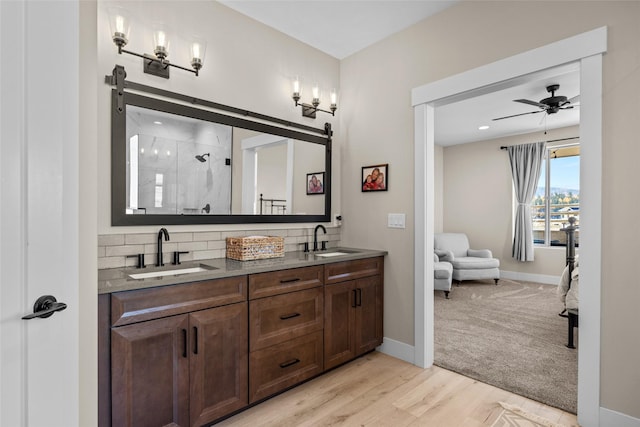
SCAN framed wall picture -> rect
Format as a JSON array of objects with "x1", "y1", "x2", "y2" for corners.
[
  {"x1": 362, "y1": 164, "x2": 388, "y2": 192},
  {"x1": 307, "y1": 172, "x2": 325, "y2": 195}
]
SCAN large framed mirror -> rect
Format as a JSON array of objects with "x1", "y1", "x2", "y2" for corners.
[{"x1": 111, "y1": 89, "x2": 331, "y2": 225}]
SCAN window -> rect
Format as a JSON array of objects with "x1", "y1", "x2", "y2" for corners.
[{"x1": 532, "y1": 144, "x2": 579, "y2": 247}]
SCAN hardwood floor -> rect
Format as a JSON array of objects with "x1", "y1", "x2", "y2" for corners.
[{"x1": 217, "y1": 351, "x2": 579, "y2": 426}]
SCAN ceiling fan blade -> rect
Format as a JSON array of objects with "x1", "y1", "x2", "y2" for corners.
[
  {"x1": 568, "y1": 94, "x2": 580, "y2": 103},
  {"x1": 492, "y1": 110, "x2": 544, "y2": 121},
  {"x1": 514, "y1": 98, "x2": 548, "y2": 109}
]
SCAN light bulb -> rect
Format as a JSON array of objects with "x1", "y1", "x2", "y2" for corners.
[
  {"x1": 153, "y1": 28, "x2": 169, "y2": 60},
  {"x1": 330, "y1": 89, "x2": 337, "y2": 106},
  {"x1": 115, "y1": 16, "x2": 125, "y2": 34},
  {"x1": 293, "y1": 77, "x2": 300, "y2": 94},
  {"x1": 312, "y1": 84, "x2": 320, "y2": 107},
  {"x1": 190, "y1": 38, "x2": 207, "y2": 72},
  {"x1": 292, "y1": 76, "x2": 301, "y2": 104},
  {"x1": 108, "y1": 7, "x2": 130, "y2": 49}
]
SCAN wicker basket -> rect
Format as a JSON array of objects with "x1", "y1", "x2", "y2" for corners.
[{"x1": 226, "y1": 235, "x2": 285, "y2": 261}]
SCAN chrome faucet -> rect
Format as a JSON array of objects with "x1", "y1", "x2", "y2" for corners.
[
  {"x1": 313, "y1": 224, "x2": 327, "y2": 252},
  {"x1": 157, "y1": 227, "x2": 170, "y2": 266}
]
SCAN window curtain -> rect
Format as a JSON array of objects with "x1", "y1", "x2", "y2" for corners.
[{"x1": 507, "y1": 142, "x2": 546, "y2": 261}]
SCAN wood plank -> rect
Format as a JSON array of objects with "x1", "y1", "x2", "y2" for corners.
[{"x1": 218, "y1": 351, "x2": 578, "y2": 427}]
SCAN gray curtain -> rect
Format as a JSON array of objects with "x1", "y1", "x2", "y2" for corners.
[{"x1": 507, "y1": 142, "x2": 546, "y2": 261}]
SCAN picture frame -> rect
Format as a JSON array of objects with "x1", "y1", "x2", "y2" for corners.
[
  {"x1": 306, "y1": 172, "x2": 325, "y2": 195},
  {"x1": 361, "y1": 164, "x2": 388, "y2": 192}
]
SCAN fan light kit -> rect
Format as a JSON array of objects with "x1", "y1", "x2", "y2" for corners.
[{"x1": 493, "y1": 84, "x2": 579, "y2": 121}]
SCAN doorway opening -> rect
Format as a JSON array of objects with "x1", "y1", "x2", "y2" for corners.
[{"x1": 412, "y1": 27, "x2": 606, "y2": 424}]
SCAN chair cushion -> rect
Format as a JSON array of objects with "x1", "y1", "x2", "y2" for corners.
[
  {"x1": 434, "y1": 233, "x2": 470, "y2": 258},
  {"x1": 451, "y1": 256, "x2": 499, "y2": 270},
  {"x1": 434, "y1": 261, "x2": 453, "y2": 279}
]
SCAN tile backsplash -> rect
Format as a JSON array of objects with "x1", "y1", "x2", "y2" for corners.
[{"x1": 98, "y1": 226, "x2": 341, "y2": 270}]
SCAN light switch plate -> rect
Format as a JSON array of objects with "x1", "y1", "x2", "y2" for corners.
[{"x1": 388, "y1": 213, "x2": 406, "y2": 229}]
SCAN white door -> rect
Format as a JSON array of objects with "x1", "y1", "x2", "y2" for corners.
[{"x1": 1, "y1": 1, "x2": 80, "y2": 426}]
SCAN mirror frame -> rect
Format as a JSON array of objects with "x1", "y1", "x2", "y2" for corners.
[{"x1": 111, "y1": 89, "x2": 331, "y2": 226}]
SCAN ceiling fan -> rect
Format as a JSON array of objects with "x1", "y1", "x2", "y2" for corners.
[{"x1": 493, "y1": 84, "x2": 580, "y2": 121}]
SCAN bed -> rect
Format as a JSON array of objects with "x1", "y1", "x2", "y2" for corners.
[{"x1": 557, "y1": 217, "x2": 579, "y2": 348}]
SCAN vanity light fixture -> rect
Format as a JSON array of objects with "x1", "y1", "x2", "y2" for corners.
[
  {"x1": 108, "y1": 7, "x2": 206, "y2": 79},
  {"x1": 292, "y1": 76, "x2": 337, "y2": 119}
]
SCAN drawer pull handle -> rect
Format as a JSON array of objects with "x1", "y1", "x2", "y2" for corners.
[
  {"x1": 280, "y1": 312, "x2": 301, "y2": 320},
  {"x1": 280, "y1": 278, "x2": 301, "y2": 284},
  {"x1": 193, "y1": 326, "x2": 198, "y2": 355},
  {"x1": 279, "y1": 358, "x2": 300, "y2": 368},
  {"x1": 182, "y1": 329, "x2": 187, "y2": 358}
]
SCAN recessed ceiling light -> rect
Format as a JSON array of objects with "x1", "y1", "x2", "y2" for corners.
[
  {"x1": 154, "y1": 121, "x2": 163, "y2": 125},
  {"x1": 478, "y1": 125, "x2": 490, "y2": 130}
]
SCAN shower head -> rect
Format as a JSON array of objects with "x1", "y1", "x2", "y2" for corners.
[{"x1": 195, "y1": 153, "x2": 210, "y2": 163}]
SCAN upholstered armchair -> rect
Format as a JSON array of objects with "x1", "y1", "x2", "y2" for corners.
[
  {"x1": 434, "y1": 233, "x2": 500, "y2": 285},
  {"x1": 434, "y1": 253, "x2": 453, "y2": 298}
]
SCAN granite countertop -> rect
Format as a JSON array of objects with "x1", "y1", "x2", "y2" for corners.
[{"x1": 98, "y1": 247, "x2": 387, "y2": 294}]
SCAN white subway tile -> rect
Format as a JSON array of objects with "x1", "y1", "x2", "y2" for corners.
[{"x1": 98, "y1": 234, "x2": 125, "y2": 247}]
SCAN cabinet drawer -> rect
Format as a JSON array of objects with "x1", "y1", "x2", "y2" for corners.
[
  {"x1": 249, "y1": 331, "x2": 323, "y2": 403},
  {"x1": 324, "y1": 257, "x2": 384, "y2": 285},
  {"x1": 249, "y1": 265, "x2": 323, "y2": 299},
  {"x1": 111, "y1": 276, "x2": 247, "y2": 327},
  {"x1": 250, "y1": 288, "x2": 323, "y2": 351}
]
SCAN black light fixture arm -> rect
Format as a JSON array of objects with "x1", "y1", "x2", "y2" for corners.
[
  {"x1": 294, "y1": 99, "x2": 336, "y2": 117},
  {"x1": 117, "y1": 46, "x2": 199, "y2": 77}
]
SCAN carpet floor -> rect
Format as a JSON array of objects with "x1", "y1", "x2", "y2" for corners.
[{"x1": 434, "y1": 279, "x2": 577, "y2": 414}]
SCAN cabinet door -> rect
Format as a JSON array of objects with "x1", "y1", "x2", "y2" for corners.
[
  {"x1": 111, "y1": 315, "x2": 190, "y2": 427},
  {"x1": 324, "y1": 281, "x2": 356, "y2": 370},
  {"x1": 355, "y1": 275, "x2": 383, "y2": 355},
  {"x1": 190, "y1": 302, "x2": 248, "y2": 427}
]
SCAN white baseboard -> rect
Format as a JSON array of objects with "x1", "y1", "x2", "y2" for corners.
[
  {"x1": 500, "y1": 270, "x2": 560, "y2": 286},
  {"x1": 599, "y1": 407, "x2": 640, "y2": 427},
  {"x1": 377, "y1": 337, "x2": 415, "y2": 364}
]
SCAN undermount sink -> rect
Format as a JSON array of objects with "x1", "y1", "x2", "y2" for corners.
[
  {"x1": 128, "y1": 265, "x2": 217, "y2": 280},
  {"x1": 314, "y1": 249, "x2": 359, "y2": 258}
]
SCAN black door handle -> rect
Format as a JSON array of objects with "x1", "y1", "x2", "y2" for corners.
[{"x1": 22, "y1": 295, "x2": 67, "y2": 320}]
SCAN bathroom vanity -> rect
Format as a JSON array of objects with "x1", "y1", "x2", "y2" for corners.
[{"x1": 98, "y1": 249, "x2": 385, "y2": 427}]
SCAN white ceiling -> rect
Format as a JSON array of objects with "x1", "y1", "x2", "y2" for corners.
[
  {"x1": 218, "y1": 0, "x2": 458, "y2": 60},
  {"x1": 435, "y1": 66, "x2": 580, "y2": 146},
  {"x1": 218, "y1": 0, "x2": 580, "y2": 145}
]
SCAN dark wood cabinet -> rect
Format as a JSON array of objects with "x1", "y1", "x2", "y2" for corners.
[
  {"x1": 248, "y1": 271, "x2": 324, "y2": 403},
  {"x1": 323, "y1": 281, "x2": 356, "y2": 369},
  {"x1": 105, "y1": 277, "x2": 249, "y2": 427},
  {"x1": 111, "y1": 314, "x2": 190, "y2": 427},
  {"x1": 324, "y1": 258, "x2": 383, "y2": 370},
  {"x1": 101, "y1": 255, "x2": 384, "y2": 426},
  {"x1": 354, "y1": 275, "x2": 383, "y2": 355},
  {"x1": 189, "y1": 303, "x2": 248, "y2": 426}
]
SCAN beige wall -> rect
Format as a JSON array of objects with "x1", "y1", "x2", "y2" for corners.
[
  {"x1": 340, "y1": 1, "x2": 640, "y2": 418},
  {"x1": 97, "y1": 0, "x2": 340, "y2": 234},
  {"x1": 443, "y1": 126, "x2": 579, "y2": 278}
]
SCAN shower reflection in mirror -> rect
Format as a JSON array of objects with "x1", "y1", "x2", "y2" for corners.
[{"x1": 126, "y1": 105, "x2": 232, "y2": 215}]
